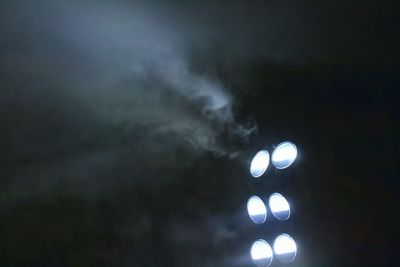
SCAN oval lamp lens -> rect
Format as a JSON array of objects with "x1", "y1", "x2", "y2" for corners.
[
  {"x1": 250, "y1": 150, "x2": 270, "y2": 177},
  {"x1": 273, "y1": 234, "x2": 297, "y2": 263},
  {"x1": 271, "y1": 141, "x2": 297, "y2": 169},
  {"x1": 247, "y1": 196, "x2": 267, "y2": 224},
  {"x1": 251, "y1": 239, "x2": 273, "y2": 267},
  {"x1": 268, "y1": 193, "x2": 290, "y2": 221}
]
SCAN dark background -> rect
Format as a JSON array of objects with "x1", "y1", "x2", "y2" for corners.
[{"x1": 0, "y1": 0, "x2": 399, "y2": 266}]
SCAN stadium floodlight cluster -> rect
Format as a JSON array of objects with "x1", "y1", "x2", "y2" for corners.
[{"x1": 247, "y1": 141, "x2": 298, "y2": 266}]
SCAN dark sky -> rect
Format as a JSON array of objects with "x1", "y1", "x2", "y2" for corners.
[{"x1": 1, "y1": 0, "x2": 399, "y2": 266}]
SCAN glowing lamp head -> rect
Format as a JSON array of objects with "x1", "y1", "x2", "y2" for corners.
[
  {"x1": 268, "y1": 193, "x2": 290, "y2": 220},
  {"x1": 250, "y1": 239, "x2": 273, "y2": 267},
  {"x1": 273, "y1": 234, "x2": 297, "y2": 263},
  {"x1": 271, "y1": 141, "x2": 297, "y2": 169},
  {"x1": 250, "y1": 150, "x2": 270, "y2": 177},
  {"x1": 247, "y1": 196, "x2": 267, "y2": 224}
]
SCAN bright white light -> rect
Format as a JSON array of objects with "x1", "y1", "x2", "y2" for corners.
[
  {"x1": 273, "y1": 234, "x2": 297, "y2": 263},
  {"x1": 247, "y1": 196, "x2": 267, "y2": 224},
  {"x1": 271, "y1": 141, "x2": 297, "y2": 169},
  {"x1": 268, "y1": 193, "x2": 290, "y2": 220},
  {"x1": 250, "y1": 239, "x2": 273, "y2": 266},
  {"x1": 250, "y1": 150, "x2": 270, "y2": 177}
]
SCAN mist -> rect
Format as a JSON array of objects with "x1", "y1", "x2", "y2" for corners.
[{"x1": 0, "y1": 1, "x2": 272, "y2": 222}]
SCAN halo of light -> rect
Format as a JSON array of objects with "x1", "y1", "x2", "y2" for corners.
[
  {"x1": 271, "y1": 141, "x2": 297, "y2": 169},
  {"x1": 268, "y1": 193, "x2": 290, "y2": 221},
  {"x1": 250, "y1": 150, "x2": 270, "y2": 177},
  {"x1": 247, "y1": 196, "x2": 267, "y2": 224},
  {"x1": 250, "y1": 239, "x2": 273, "y2": 267},
  {"x1": 273, "y1": 234, "x2": 297, "y2": 263}
]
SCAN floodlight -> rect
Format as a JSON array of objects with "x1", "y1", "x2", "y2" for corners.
[
  {"x1": 268, "y1": 193, "x2": 290, "y2": 221},
  {"x1": 247, "y1": 196, "x2": 267, "y2": 224},
  {"x1": 250, "y1": 150, "x2": 270, "y2": 177},
  {"x1": 271, "y1": 141, "x2": 297, "y2": 169},
  {"x1": 273, "y1": 234, "x2": 297, "y2": 263},
  {"x1": 250, "y1": 239, "x2": 273, "y2": 267}
]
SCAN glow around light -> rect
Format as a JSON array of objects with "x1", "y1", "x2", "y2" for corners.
[
  {"x1": 250, "y1": 239, "x2": 273, "y2": 266},
  {"x1": 247, "y1": 196, "x2": 267, "y2": 224},
  {"x1": 250, "y1": 150, "x2": 270, "y2": 177},
  {"x1": 271, "y1": 141, "x2": 297, "y2": 169},
  {"x1": 268, "y1": 193, "x2": 290, "y2": 220},
  {"x1": 273, "y1": 234, "x2": 297, "y2": 263}
]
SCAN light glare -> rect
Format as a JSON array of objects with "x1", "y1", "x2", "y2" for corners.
[
  {"x1": 273, "y1": 234, "x2": 297, "y2": 263},
  {"x1": 247, "y1": 196, "x2": 267, "y2": 224},
  {"x1": 250, "y1": 150, "x2": 270, "y2": 177},
  {"x1": 271, "y1": 141, "x2": 297, "y2": 169}
]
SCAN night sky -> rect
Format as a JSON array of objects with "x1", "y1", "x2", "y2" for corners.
[{"x1": 1, "y1": 0, "x2": 399, "y2": 266}]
